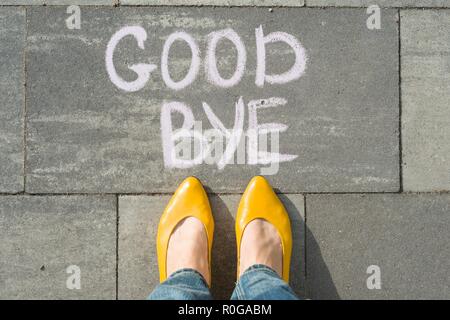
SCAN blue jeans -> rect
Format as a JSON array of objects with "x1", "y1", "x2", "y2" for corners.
[{"x1": 148, "y1": 264, "x2": 299, "y2": 300}]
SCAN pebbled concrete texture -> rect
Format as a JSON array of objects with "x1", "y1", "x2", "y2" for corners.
[
  {"x1": 118, "y1": 194, "x2": 305, "y2": 299},
  {"x1": 26, "y1": 7, "x2": 399, "y2": 194},
  {"x1": 306, "y1": 0, "x2": 450, "y2": 7},
  {"x1": 1, "y1": 0, "x2": 116, "y2": 5},
  {"x1": 121, "y1": 0, "x2": 304, "y2": 6},
  {"x1": 306, "y1": 194, "x2": 450, "y2": 300},
  {"x1": 0, "y1": 196, "x2": 116, "y2": 299},
  {"x1": 401, "y1": 10, "x2": 450, "y2": 192},
  {"x1": 0, "y1": 8, "x2": 25, "y2": 193}
]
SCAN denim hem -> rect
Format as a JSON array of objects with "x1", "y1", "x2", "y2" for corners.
[
  {"x1": 167, "y1": 268, "x2": 209, "y2": 287},
  {"x1": 231, "y1": 263, "x2": 298, "y2": 300},
  {"x1": 241, "y1": 264, "x2": 281, "y2": 279}
]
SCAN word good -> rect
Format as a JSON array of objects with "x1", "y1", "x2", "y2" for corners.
[{"x1": 106, "y1": 26, "x2": 307, "y2": 91}]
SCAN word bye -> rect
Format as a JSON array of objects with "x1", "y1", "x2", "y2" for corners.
[
  {"x1": 161, "y1": 97, "x2": 298, "y2": 173},
  {"x1": 105, "y1": 26, "x2": 307, "y2": 91}
]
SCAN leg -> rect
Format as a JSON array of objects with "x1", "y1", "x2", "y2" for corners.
[
  {"x1": 149, "y1": 217, "x2": 211, "y2": 300},
  {"x1": 233, "y1": 218, "x2": 300, "y2": 300},
  {"x1": 148, "y1": 268, "x2": 213, "y2": 300},
  {"x1": 230, "y1": 264, "x2": 298, "y2": 300}
]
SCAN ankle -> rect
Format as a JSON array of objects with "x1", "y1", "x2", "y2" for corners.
[
  {"x1": 166, "y1": 217, "x2": 210, "y2": 284},
  {"x1": 239, "y1": 219, "x2": 282, "y2": 277}
]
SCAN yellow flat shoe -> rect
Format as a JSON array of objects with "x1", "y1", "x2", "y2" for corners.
[
  {"x1": 236, "y1": 176, "x2": 292, "y2": 282},
  {"x1": 156, "y1": 176, "x2": 214, "y2": 285}
]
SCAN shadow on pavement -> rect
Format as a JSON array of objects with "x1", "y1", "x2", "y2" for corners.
[
  {"x1": 206, "y1": 191, "x2": 339, "y2": 300},
  {"x1": 280, "y1": 194, "x2": 340, "y2": 300}
]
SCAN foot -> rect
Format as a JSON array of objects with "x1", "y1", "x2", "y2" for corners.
[
  {"x1": 166, "y1": 217, "x2": 210, "y2": 285},
  {"x1": 239, "y1": 218, "x2": 283, "y2": 277}
]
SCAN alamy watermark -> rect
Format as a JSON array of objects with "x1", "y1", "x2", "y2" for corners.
[
  {"x1": 66, "y1": 5, "x2": 81, "y2": 30},
  {"x1": 366, "y1": 5, "x2": 381, "y2": 30},
  {"x1": 66, "y1": 265, "x2": 81, "y2": 290},
  {"x1": 366, "y1": 265, "x2": 382, "y2": 290}
]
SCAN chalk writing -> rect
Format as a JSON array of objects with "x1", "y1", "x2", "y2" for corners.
[{"x1": 105, "y1": 25, "x2": 307, "y2": 174}]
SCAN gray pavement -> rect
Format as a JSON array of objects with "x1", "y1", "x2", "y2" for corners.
[
  {"x1": 0, "y1": 2, "x2": 449, "y2": 299},
  {"x1": 0, "y1": 8, "x2": 25, "y2": 193},
  {"x1": 26, "y1": 7, "x2": 399, "y2": 193},
  {"x1": 401, "y1": 10, "x2": 450, "y2": 191},
  {"x1": 306, "y1": 0, "x2": 450, "y2": 7},
  {"x1": 306, "y1": 194, "x2": 450, "y2": 299},
  {"x1": 0, "y1": 196, "x2": 116, "y2": 299},
  {"x1": 121, "y1": 0, "x2": 305, "y2": 5},
  {"x1": 3, "y1": 0, "x2": 449, "y2": 7}
]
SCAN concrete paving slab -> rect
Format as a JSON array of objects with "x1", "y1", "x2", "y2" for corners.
[
  {"x1": 0, "y1": 8, "x2": 25, "y2": 193},
  {"x1": 0, "y1": 195, "x2": 116, "y2": 299},
  {"x1": 1, "y1": 0, "x2": 115, "y2": 5},
  {"x1": 306, "y1": 194, "x2": 450, "y2": 299},
  {"x1": 118, "y1": 194, "x2": 304, "y2": 299},
  {"x1": 401, "y1": 10, "x2": 450, "y2": 192},
  {"x1": 27, "y1": 7, "x2": 399, "y2": 193},
  {"x1": 121, "y1": 0, "x2": 304, "y2": 6},
  {"x1": 306, "y1": 0, "x2": 450, "y2": 7}
]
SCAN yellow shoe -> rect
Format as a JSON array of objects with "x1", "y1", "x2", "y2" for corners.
[
  {"x1": 156, "y1": 177, "x2": 214, "y2": 285},
  {"x1": 236, "y1": 176, "x2": 292, "y2": 282}
]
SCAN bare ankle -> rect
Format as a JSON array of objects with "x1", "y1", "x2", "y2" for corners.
[
  {"x1": 166, "y1": 217, "x2": 210, "y2": 284},
  {"x1": 239, "y1": 219, "x2": 282, "y2": 277}
]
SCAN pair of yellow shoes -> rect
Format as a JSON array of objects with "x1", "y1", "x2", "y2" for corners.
[{"x1": 157, "y1": 176, "x2": 292, "y2": 286}]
